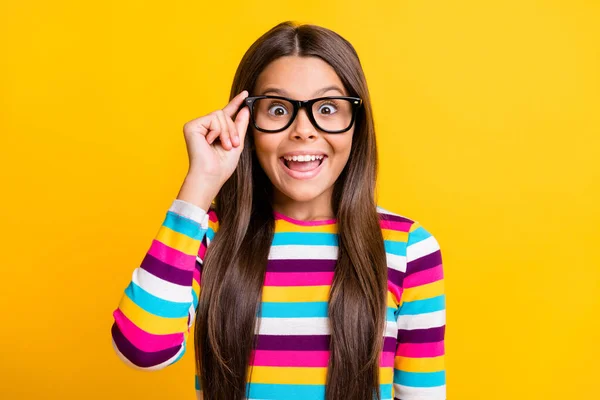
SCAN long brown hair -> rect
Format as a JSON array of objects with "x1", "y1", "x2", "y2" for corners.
[{"x1": 194, "y1": 21, "x2": 388, "y2": 400}]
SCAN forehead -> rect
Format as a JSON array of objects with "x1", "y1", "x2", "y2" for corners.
[{"x1": 254, "y1": 56, "x2": 347, "y2": 98}]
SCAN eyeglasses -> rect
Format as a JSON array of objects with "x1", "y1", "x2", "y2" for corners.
[{"x1": 242, "y1": 95, "x2": 363, "y2": 134}]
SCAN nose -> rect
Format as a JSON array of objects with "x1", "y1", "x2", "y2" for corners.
[{"x1": 290, "y1": 107, "x2": 318, "y2": 140}]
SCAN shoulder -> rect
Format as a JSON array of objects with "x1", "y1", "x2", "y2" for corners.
[{"x1": 376, "y1": 204, "x2": 438, "y2": 246}]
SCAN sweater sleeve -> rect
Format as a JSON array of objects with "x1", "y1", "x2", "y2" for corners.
[
  {"x1": 111, "y1": 199, "x2": 219, "y2": 371},
  {"x1": 393, "y1": 221, "x2": 446, "y2": 400}
]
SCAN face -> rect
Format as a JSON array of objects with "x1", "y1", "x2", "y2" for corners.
[{"x1": 251, "y1": 56, "x2": 355, "y2": 205}]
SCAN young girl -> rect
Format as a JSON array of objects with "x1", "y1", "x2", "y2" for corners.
[{"x1": 111, "y1": 21, "x2": 446, "y2": 400}]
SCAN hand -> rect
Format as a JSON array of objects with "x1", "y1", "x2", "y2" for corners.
[
  {"x1": 176, "y1": 90, "x2": 251, "y2": 210},
  {"x1": 182, "y1": 90, "x2": 251, "y2": 186}
]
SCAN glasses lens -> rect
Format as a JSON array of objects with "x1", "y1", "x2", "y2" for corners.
[
  {"x1": 253, "y1": 98, "x2": 295, "y2": 131},
  {"x1": 312, "y1": 98, "x2": 354, "y2": 132}
]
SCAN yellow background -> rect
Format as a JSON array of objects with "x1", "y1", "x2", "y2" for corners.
[{"x1": 1, "y1": 1, "x2": 598, "y2": 399}]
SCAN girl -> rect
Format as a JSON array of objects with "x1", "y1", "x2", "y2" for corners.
[{"x1": 111, "y1": 21, "x2": 446, "y2": 400}]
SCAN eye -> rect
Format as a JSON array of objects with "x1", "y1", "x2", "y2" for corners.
[
  {"x1": 317, "y1": 101, "x2": 338, "y2": 115},
  {"x1": 268, "y1": 102, "x2": 289, "y2": 117}
]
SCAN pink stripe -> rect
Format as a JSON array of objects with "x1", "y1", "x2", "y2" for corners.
[
  {"x1": 148, "y1": 240, "x2": 195, "y2": 271},
  {"x1": 396, "y1": 341, "x2": 445, "y2": 358},
  {"x1": 388, "y1": 281, "x2": 403, "y2": 304},
  {"x1": 403, "y1": 264, "x2": 443, "y2": 288},
  {"x1": 380, "y1": 351, "x2": 395, "y2": 367},
  {"x1": 274, "y1": 211, "x2": 336, "y2": 226},
  {"x1": 198, "y1": 241, "x2": 207, "y2": 260},
  {"x1": 264, "y1": 271, "x2": 334, "y2": 286},
  {"x1": 113, "y1": 309, "x2": 185, "y2": 352},
  {"x1": 208, "y1": 210, "x2": 218, "y2": 223},
  {"x1": 251, "y1": 350, "x2": 330, "y2": 367},
  {"x1": 380, "y1": 220, "x2": 412, "y2": 232}
]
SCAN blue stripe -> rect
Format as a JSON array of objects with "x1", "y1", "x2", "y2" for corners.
[
  {"x1": 247, "y1": 383, "x2": 393, "y2": 399},
  {"x1": 195, "y1": 374, "x2": 201, "y2": 390},
  {"x1": 206, "y1": 227, "x2": 215, "y2": 242},
  {"x1": 393, "y1": 370, "x2": 446, "y2": 387},
  {"x1": 163, "y1": 211, "x2": 205, "y2": 240},
  {"x1": 125, "y1": 282, "x2": 190, "y2": 318},
  {"x1": 260, "y1": 301, "x2": 329, "y2": 318},
  {"x1": 259, "y1": 302, "x2": 397, "y2": 321},
  {"x1": 247, "y1": 383, "x2": 325, "y2": 399},
  {"x1": 407, "y1": 226, "x2": 431, "y2": 246},
  {"x1": 272, "y1": 232, "x2": 338, "y2": 246},
  {"x1": 384, "y1": 240, "x2": 407, "y2": 256},
  {"x1": 398, "y1": 295, "x2": 445, "y2": 316},
  {"x1": 191, "y1": 287, "x2": 198, "y2": 310}
]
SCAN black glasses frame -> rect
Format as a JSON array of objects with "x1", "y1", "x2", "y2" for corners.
[{"x1": 242, "y1": 95, "x2": 363, "y2": 134}]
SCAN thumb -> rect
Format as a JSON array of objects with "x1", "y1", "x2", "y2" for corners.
[{"x1": 235, "y1": 106, "x2": 251, "y2": 144}]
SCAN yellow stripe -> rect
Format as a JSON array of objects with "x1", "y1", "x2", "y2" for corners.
[
  {"x1": 250, "y1": 366, "x2": 327, "y2": 384},
  {"x1": 249, "y1": 366, "x2": 394, "y2": 385},
  {"x1": 192, "y1": 279, "x2": 200, "y2": 299},
  {"x1": 156, "y1": 225, "x2": 201, "y2": 256},
  {"x1": 262, "y1": 287, "x2": 397, "y2": 305},
  {"x1": 387, "y1": 291, "x2": 398, "y2": 308},
  {"x1": 381, "y1": 228, "x2": 408, "y2": 242},
  {"x1": 394, "y1": 355, "x2": 445, "y2": 373},
  {"x1": 409, "y1": 221, "x2": 422, "y2": 233},
  {"x1": 119, "y1": 293, "x2": 188, "y2": 335},
  {"x1": 262, "y1": 285, "x2": 330, "y2": 302},
  {"x1": 208, "y1": 219, "x2": 219, "y2": 233},
  {"x1": 402, "y1": 279, "x2": 444, "y2": 302},
  {"x1": 274, "y1": 219, "x2": 337, "y2": 233}
]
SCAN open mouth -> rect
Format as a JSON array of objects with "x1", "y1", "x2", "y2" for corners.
[{"x1": 281, "y1": 156, "x2": 326, "y2": 172}]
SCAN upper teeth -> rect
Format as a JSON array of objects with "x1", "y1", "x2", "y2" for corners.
[{"x1": 283, "y1": 155, "x2": 325, "y2": 162}]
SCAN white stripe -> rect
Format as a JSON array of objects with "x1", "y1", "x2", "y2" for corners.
[
  {"x1": 255, "y1": 318, "x2": 398, "y2": 338},
  {"x1": 268, "y1": 245, "x2": 338, "y2": 260},
  {"x1": 132, "y1": 268, "x2": 193, "y2": 303},
  {"x1": 256, "y1": 317, "x2": 330, "y2": 335},
  {"x1": 386, "y1": 252, "x2": 407, "y2": 272},
  {"x1": 407, "y1": 236, "x2": 439, "y2": 262},
  {"x1": 111, "y1": 337, "x2": 183, "y2": 371},
  {"x1": 396, "y1": 310, "x2": 446, "y2": 330},
  {"x1": 169, "y1": 199, "x2": 209, "y2": 226},
  {"x1": 393, "y1": 383, "x2": 446, "y2": 399}
]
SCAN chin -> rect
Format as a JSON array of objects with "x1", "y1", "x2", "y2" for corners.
[{"x1": 276, "y1": 184, "x2": 328, "y2": 203}]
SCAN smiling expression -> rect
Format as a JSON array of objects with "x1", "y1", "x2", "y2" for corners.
[{"x1": 251, "y1": 56, "x2": 355, "y2": 205}]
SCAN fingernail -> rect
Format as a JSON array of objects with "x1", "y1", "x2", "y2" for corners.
[{"x1": 226, "y1": 138, "x2": 232, "y2": 147}]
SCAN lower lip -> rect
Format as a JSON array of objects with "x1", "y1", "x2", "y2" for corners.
[{"x1": 279, "y1": 157, "x2": 326, "y2": 180}]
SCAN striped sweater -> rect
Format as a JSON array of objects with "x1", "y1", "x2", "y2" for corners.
[{"x1": 111, "y1": 199, "x2": 446, "y2": 400}]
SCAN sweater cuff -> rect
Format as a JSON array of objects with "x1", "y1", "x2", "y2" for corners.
[{"x1": 168, "y1": 199, "x2": 209, "y2": 227}]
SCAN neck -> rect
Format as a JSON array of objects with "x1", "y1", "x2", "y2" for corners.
[{"x1": 272, "y1": 186, "x2": 335, "y2": 222}]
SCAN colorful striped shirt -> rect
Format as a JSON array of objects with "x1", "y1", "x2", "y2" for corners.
[{"x1": 111, "y1": 199, "x2": 446, "y2": 400}]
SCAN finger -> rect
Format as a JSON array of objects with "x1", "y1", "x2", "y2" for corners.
[
  {"x1": 234, "y1": 106, "x2": 250, "y2": 144},
  {"x1": 223, "y1": 111, "x2": 240, "y2": 147},
  {"x1": 215, "y1": 111, "x2": 232, "y2": 150},
  {"x1": 222, "y1": 90, "x2": 249, "y2": 118},
  {"x1": 205, "y1": 115, "x2": 222, "y2": 145},
  {"x1": 184, "y1": 114, "x2": 213, "y2": 137}
]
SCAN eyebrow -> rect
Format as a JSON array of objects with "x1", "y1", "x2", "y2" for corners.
[{"x1": 261, "y1": 85, "x2": 345, "y2": 97}]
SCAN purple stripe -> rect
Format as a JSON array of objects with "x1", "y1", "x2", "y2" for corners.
[
  {"x1": 383, "y1": 336, "x2": 397, "y2": 352},
  {"x1": 378, "y1": 212, "x2": 413, "y2": 223},
  {"x1": 387, "y1": 267, "x2": 405, "y2": 287},
  {"x1": 397, "y1": 326, "x2": 445, "y2": 344},
  {"x1": 255, "y1": 334, "x2": 331, "y2": 350},
  {"x1": 111, "y1": 323, "x2": 181, "y2": 368},
  {"x1": 266, "y1": 259, "x2": 337, "y2": 272},
  {"x1": 406, "y1": 250, "x2": 442, "y2": 275},
  {"x1": 255, "y1": 334, "x2": 397, "y2": 352},
  {"x1": 140, "y1": 253, "x2": 193, "y2": 286}
]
